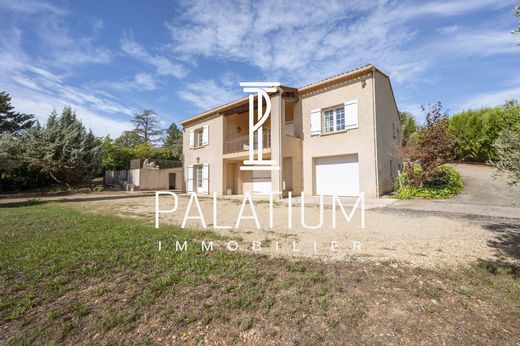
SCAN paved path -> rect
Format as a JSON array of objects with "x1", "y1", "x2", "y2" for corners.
[{"x1": 387, "y1": 163, "x2": 520, "y2": 220}]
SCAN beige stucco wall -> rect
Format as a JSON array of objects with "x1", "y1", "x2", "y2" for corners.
[
  {"x1": 137, "y1": 168, "x2": 183, "y2": 190},
  {"x1": 374, "y1": 71, "x2": 402, "y2": 195},
  {"x1": 300, "y1": 72, "x2": 379, "y2": 198},
  {"x1": 183, "y1": 115, "x2": 224, "y2": 194}
]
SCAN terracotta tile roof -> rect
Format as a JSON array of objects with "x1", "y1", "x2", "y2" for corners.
[{"x1": 181, "y1": 64, "x2": 381, "y2": 126}]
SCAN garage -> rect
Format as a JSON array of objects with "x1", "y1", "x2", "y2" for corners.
[
  {"x1": 252, "y1": 170, "x2": 272, "y2": 195},
  {"x1": 315, "y1": 155, "x2": 359, "y2": 196}
]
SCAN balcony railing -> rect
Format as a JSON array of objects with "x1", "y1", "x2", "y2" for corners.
[{"x1": 224, "y1": 132, "x2": 271, "y2": 154}]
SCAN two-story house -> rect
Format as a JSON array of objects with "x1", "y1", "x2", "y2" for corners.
[{"x1": 181, "y1": 64, "x2": 401, "y2": 198}]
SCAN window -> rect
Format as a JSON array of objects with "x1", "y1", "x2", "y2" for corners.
[
  {"x1": 336, "y1": 107, "x2": 345, "y2": 131},
  {"x1": 324, "y1": 110, "x2": 334, "y2": 133},
  {"x1": 392, "y1": 123, "x2": 396, "y2": 139},
  {"x1": 193, "y1": 128, "x2": 204, "y2": 148},
  {"x1": 323, "y1": 107, "x2": 346, "y2": 133},
  {"x1": 196, "y1": 165, "x2": 203, "y2": 188}
]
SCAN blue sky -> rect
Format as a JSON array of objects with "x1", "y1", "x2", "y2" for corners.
[{"x1": 0, "y1": 0, "x2": 518, "y2": 137}]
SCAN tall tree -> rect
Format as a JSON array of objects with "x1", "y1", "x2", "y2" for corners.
[
  {"x1": 163, "y1": 122, "x2": 183, "y2": 159},
  {"x1": 399, "y1": 111, "x2": 417, "y2": 146},
  {"x1": 0, "y1": 91, "x2": 35, "y2": 134},
  {"x1": 131, "y1": 109, "x2": 163, "y2": 144},
  {"x1": 25, "y1": 107, "x2": 103, "y2": 190}
]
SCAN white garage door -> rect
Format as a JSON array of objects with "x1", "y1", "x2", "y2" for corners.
[
  {"x1": 315, "y1": 155, "x2": 359, "y2": 196},
  {"x1": 253, "y1": 170, "x2": 272, "y2": 195}
]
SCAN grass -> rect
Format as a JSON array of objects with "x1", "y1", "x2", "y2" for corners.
[{"x1": 0, "y1": 202, "x2": 519, "y2": 344}]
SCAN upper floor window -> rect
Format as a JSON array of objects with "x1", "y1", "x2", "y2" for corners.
[
  {"x1": 195, "y1": 128, "x2": 204, "y2": 147},
  {"x1": 310, "y1": 100, "x2": 358, "y2": 136},
  {"x1": 189, "y1": 125, "x2": 209, "y2": 149}
]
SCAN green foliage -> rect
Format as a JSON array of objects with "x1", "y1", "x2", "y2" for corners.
[
  {"x1": 448, "y1": 105, "x2": 519, "y2": 162},
  {"x1": 401, "y1": 102, "x2": 455, "y2": 185},
  {"x1": 395, "y1": 165, "x2": 463, "y2": 199},
  {"x1": 0, "y1": 91, "x2": 34, "y2": 134},
  {"x1": 0, "y1": 132, "x2": 24, "y2": 173},
  {"x1": 101, "y1": 138, "x2": 175, "y2": 171},
  {"x1": 163, "y1": 122, "x2": 183, "y2": 159},
  {"x1": 25, "y1": 107, "x2": 103, "y2": 189},
  {"x1": 114, "y1": 130, "x2": 144, "y2": 149},
  {"x1": 492, "y1": 112, "x2": 520, "y2": 185}
]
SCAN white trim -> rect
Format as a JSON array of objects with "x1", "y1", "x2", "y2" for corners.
[
  {"x1": 202, "y1": 125, "x2": 209, "y2": 146},
  {"x1": 189, "y1": 129, "x2": 194, "y2": 149},
  {"x1": 187, "y1": 165, "x2": 193, "y2": 192},
  {"x1": 310, "y1": 109, "x2": 321, "y2": 136},
  {"x1": 344, "y1": 100, "x2": 358, "y2": 129},
  {"x1": 202, "y1": 163, "x2": 209, "y2": 195}
]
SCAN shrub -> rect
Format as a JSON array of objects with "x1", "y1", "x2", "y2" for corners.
[
  {"x1": 395, "y1": 165, "x2": 463, "y2": 199},
  {"x1": 448, "y1": 106, "x2": 519, "y2": 162}
]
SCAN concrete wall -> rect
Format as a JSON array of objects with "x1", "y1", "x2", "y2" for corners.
[
  {"x1": 138, "y1": 168, "x2": 183, "y2": 190},
  {"x1": 300, "y1": 72, "x2": 379, "y2": 198},
  {"x1": 183, "y1": 114, "x2": 224, "y2": 194},
  {"x1": 374, "y1": 71, "x2": 402, "y2": 195}
]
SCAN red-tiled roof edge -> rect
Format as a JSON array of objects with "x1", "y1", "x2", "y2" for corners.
[{"x1": 181, "y1": 64, "x2": 382, "y2": 126}]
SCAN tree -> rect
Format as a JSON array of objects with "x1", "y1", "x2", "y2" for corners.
[
  {"x1": 493, "y1": 112, "x2": 520, "y2": 185},
  {"x1": 131, "y1": 109, "x2": 163, "y2": 144},
  {"x1": 25, "y1": 107, "x2": 103, "y2": 190},
  {"x1": 114, "y1": 130, "x2": 144, "y2": 149},
  {"x1": 448, "y1": 105, "x2": 519, "y2": 162},
  {"x1": 401, "y1": 102, "x2": 455, "y2": 186},
  {"x1": 0, "y1": 132, "x2": 24, "y2": 174},
  {"x1": 0, "y1": 91, "x2": 34, "y2": 134},
  {"x1": 163, "y1": 122, "x2": 183, "y2": 159},
  {"x1": 399, "y1": 111, "x2": 417, "y2": 146}
]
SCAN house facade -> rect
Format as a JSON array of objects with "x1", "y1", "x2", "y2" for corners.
[{"x1": 181, "y1": 64, "x2": 401, "y2": 198}]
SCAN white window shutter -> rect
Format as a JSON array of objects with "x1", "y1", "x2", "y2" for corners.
[
  {"x1": 189, "y1": 129, "x2": 194, "y2": 149},
  {"x1": 187, "y1": 165, "x2": 193, "y2": 192},
  {"x1": 202, "y1": 125, "x2": 209, "y2": 146},
  {"x1": 344, "y1": 100, "x2": 358, "y2": 128},
  {"x1": 310, "y1": 109, "x2": 321, "y2": 136},
  {"x1": 202, "y1": 164, "x2": 209, "y2": 194}
]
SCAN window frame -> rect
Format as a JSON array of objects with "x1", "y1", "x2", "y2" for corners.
[
  {"x1": 196, "y1": 165, "x2": 203, "y2": 188},
  {"x1": 194, "y1": 128, "x2": 204, "y2": 148},
  {"x1": 321, "y1": 105, "x2": 347, "y2": 134}
]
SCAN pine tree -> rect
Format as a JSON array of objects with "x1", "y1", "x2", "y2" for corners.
[
  {"x1": 163, "y1": 122, "x2": 183, "y2": 159},
  {"x1": 131, "y1": 109, "x2": 163, "y2": 144},
  {"x1": 0, "y1": 91, "x2": 35, "y2": 134},
  {"x1": 25, "y1": 107, "x2": 103, "y2": 189}
]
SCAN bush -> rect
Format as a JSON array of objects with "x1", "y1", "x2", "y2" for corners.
[
  {"x1": 395, "y1": 165, "x2": 463, "y2": 199},
  {"x1": 448, "y1": 106, "x2": 519, "y2": 162}
]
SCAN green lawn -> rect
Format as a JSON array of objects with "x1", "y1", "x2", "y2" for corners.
[{"x1": 0, "y1": 202, "x2": 519, "y2": 344}]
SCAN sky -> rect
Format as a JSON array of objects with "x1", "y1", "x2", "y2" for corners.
[{"x1": 0, "y1": 0, "x2": 519, "y2": 137}]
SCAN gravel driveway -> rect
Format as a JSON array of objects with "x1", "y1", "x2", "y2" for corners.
[{"x1": 388, "y1": 163, "x2": 520, "y2": 219}]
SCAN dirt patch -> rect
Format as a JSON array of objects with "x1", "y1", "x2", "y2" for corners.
[{"x1": 71, "y1": 195, "x2": 516, "y2": 268}]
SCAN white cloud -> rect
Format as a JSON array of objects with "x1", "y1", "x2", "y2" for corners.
[
  {"x1": 134, "y1": 73, "x2": 158, "y2": 90},
  {"x1": 458, "y1": 86, "x2": 520, "y2": 111},
  {"x1": 177, "y1": 77, "x2": 242, "y2": 110},
  {"x1": 166, "y1": 0, "x2": 515, "y2": 89},
  {"x1": 0, "y1": 0, "x2": 66, "y2": 15},
  {"x1": 120, "y1": 35, "x2": 187, "y2": 78}
]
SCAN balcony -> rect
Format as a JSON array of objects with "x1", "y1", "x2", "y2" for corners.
[{"x1": 223, "y1": 132, "x2": 271, "y2": 154}]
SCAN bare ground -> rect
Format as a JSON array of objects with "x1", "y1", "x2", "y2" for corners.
[{"x1": 69, "y1": 194, "x2": 519, "y2": 268}]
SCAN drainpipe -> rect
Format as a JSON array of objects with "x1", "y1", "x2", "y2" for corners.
[{"x1": 371, "y1": 68, "x2": 380, "y2": 198}]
